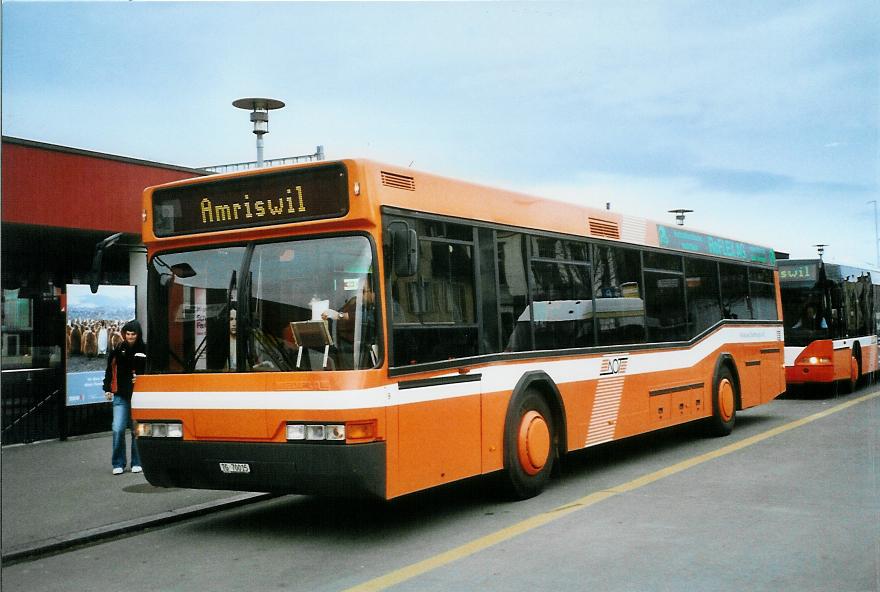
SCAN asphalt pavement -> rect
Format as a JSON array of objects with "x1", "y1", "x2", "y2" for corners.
[
  {"x1": 2, "y1": 383, "x2": 876, "y2": 570},
  {"x1": 0, "y1": 431, "x2": 272, "y2": 563}
]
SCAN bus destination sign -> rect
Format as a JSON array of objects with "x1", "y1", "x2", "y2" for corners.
[
  {"x1": 152, "y1": 163, "x2": 349, "y2": 237},
  {"x1": 778, "y1": 263, "x2": 818, "y2": 282},
  {"x1": 657, "y1": 225, "x2": 776, "y2": 266}
]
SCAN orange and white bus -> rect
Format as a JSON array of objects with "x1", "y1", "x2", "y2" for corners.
[
  {"x1": 779, "y1": 258, "x2": 879, "y2": 394},
  {"x1": 132, "y1": 159, "x2": 785, "y2": 500}
]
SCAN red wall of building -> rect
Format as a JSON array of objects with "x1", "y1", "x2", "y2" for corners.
[{"x1": 2, "y1": 140, "x2": 203, "y2": 233}]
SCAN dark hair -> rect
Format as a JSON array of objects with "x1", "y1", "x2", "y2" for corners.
[{"x1": 121, "y1": 320, "x2": 142, "y2": 336}]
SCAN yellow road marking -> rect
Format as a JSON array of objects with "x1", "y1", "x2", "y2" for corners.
[{"x1": 344, "y1": 390, "x2": 879, "y2": 592}]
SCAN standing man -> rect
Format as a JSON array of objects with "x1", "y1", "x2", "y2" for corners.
[{"x1": 103, "y1": 320, "x2": 147, "y2": 475}]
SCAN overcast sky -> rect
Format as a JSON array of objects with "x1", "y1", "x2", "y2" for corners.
[{"x1": 3, "y1": 1, "x2": 878, "y2": 267}]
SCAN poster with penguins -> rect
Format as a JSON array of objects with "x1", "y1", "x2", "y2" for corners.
[{"x1": 65, "y1": 284, "x2": 136, "y2": 406}]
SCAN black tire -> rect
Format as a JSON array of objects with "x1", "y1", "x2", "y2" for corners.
[
  {"x1": 500, "y1": 388, "x2": 555, "y2": 500},
  {"x1": 706, "y1": 365, "x2": 737, "y2": 437}
]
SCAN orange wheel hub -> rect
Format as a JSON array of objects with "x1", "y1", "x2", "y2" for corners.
[
  {"x1": 718, "y1": 378, "x2": 735, "y2": 422},
  {"x1": 517, "y1": 410, "x2": 550, "y2": 475}
]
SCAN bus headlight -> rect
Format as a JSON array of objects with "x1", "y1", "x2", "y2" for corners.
[
  {"x1": 325, "y1": 425, "x2": 345, "y2": 441},
  {"x1": 306, "y1": 425, "x2": 325, "y2": 440},
  {"x1": 798, "y1": 356, "x2": 831, "y2": 365},
  {"x1": 286, "y1": 424, "x2": 306, "y2": 440},
  {"x1": 136, "y1": 422, "x2": 183, "y2": 438},
  {"x1": 286, "y1": 423, "x2": 346, "y2": 441}
]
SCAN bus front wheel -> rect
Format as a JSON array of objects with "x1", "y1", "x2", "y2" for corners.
[
  {"x1": 501, "y1": 388, "x2": 555, "y2": 500},
  {"x1": 840, "y1": 353, "x2": 859, "y2": 394},
  {"x1": 706, "y1": 365, "x2": 737, "y2": 437}
]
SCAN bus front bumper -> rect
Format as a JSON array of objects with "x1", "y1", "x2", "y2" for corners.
[
  {"x1": 137, "y1": 438, "x2": 386, "y2": 499},
  {"x1": 785, "y1": 364, "x2": 835, "y2": 384}
]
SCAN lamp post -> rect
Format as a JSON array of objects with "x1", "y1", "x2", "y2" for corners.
[
  {"x1": 232, "y1": 97, "x2": 285, "y2": 167},
  {"x1": 668, "y1": 209, "x2": 693, "y2": 226},
  {"x1": 813, "y1": 243, "x2": 828, "y2": 259},
  {"x1": 869, "y1": 200, "x2": 879, "y2": 268}
]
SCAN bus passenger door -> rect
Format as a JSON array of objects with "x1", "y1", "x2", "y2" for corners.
[{"x1": 395, "y1": 376, "x2": 483, "y2": 495}]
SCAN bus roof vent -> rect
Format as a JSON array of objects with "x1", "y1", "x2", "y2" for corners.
[
  {"x1": 381, "y1": 171, "x2": 416, "y2": 191},
  {"x1": 588, "y1": 217, "x2": 620, "y2": 240}
]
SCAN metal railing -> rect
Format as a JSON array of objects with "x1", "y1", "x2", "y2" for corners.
[
  {"x1": 203, "y1": 146, "x2": 325, "y2": 174},
  {"x1": 1, "y1": 368, "x2": 61, "y2": 445}
]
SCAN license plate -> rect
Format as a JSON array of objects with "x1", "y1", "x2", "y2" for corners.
[{"x1": 219, "y1": 462, "x2": 251, "y2": 474}]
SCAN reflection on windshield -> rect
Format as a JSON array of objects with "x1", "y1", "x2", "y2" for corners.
[
  {"x1": 148, "y1": 236, "x2": 379, "y2": 373},
  {"x1": 149, "y1": 246, "x2": 244, "y2": 372}
]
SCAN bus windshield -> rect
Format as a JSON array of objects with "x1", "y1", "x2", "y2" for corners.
[
  {"x1": 147, "y1": 235, "x2": 379, "y2": 373},
  {"x1": 781, "y1": 285, "x2": 829, "y2": 346}
]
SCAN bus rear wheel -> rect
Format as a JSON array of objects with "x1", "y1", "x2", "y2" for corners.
[
  {"x1": 706, "y1": 365, "x2": 737, "y2": 437},
  {"x1": 501, "y1": 388, "x2": 555, "y2": 500}
]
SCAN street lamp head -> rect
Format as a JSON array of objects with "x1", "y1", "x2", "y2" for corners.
[
  {"x1": 668, "y1": 208, "x2": 694, "y2": 226},
  {"x1": 250, "y1": 111, "x2": 269, "y2": 135},
  {"x1": 232, "y1": 97, "x2": 285, "y2": 167},
  {"x1": 233, "y1": 97, "x2": 285, "y2": 137},
  {"x1": 813, "y1": 243, "x2": 828, "y2": 259}
]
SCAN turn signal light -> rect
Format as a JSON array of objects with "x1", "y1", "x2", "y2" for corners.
[{"x1": 346, "y1": 421, "x2": 377, "y2": 442}]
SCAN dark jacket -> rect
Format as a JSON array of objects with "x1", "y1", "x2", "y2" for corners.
[{"x1": 103, "y1": 320, "x2": 146, "y2": 398}]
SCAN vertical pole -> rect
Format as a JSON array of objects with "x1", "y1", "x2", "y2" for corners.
[
  {"x1": 871, "y1": 200, "x2": 879, "y2": 268},
  {"x1": 129, "y1": 247, "x2": 148, "y2": 341},
  {"x1": 56, "y1": 295, "x2": 68, "y2": 441},
  {"x1": 257, "y1": 135, "x2": 265, "y2": 168}
]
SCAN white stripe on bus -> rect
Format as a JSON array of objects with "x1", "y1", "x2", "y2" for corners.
[{"x1": 134, "y1": 325, "x2": 781, "y2": 411}]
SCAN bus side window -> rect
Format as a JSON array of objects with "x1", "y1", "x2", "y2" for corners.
[
  {"x1": 386, "y1": 216, "x2": 479, "y2": 366},
  {"x1": 749, "y1": 268, "x2": 778, "y2": 321},
  {"x1": 720, "y1": 263, "x2": 749, "y2": 320},
  {"x1": 529, "y1": 237, "x2": 593, "y2": 351},
  {"x1": 592, "y1": 245, "x2": 645, "y2": 346},
  {"x1": 644, "y1": 270, "x2": 686, "y2": 342},
  {"x1": 478, "y1": 227, "x2": 501, "y2": 354},
  {"x1": 498, "y1": 233, "x2": 530, "y2": 352},
  {"x1": 685, "y1": 257, "x2": 722, "y2": 337}
]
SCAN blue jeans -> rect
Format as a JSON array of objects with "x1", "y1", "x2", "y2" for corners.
[{"x1": 112, "y1": 395, "x2": 141, "y2": 469}]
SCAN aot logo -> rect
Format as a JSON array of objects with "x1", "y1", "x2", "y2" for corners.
[{"x1": 599, "y1": 356, "x2": 629, "y2": 377}]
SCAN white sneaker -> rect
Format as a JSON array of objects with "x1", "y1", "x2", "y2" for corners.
[
  {"x1": 131, "y1": 465, "x2": 143, "y2": 474},
  {"x1": 112, "y1": 467, "x2": 124, "y2": 475}
]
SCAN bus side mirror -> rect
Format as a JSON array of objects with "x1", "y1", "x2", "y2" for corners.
[
  {"x1": 89, "y1": 232, "x2": 123, "y2": 293},
  {"x1": 389, "y1": 222, "x2": 418, "y2": 277}
]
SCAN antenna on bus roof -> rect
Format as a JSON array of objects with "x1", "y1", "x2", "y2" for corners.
[{"x1": 813, "y1": 244, "x2": 828, "y2": 259}]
